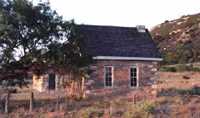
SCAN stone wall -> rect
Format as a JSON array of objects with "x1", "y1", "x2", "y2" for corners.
[
  {"x1": 32, "y1": 60, "x2": 160, "y2": 94},
  {"x1": 86, "y1": 60, "x2": 159, "y2": 91},
  {"x1": 32, "y1": 74, "x2": 49, "y2": 92},
  {"x1": 32, "y1": 74, "x2": 67, "y2": 92}
]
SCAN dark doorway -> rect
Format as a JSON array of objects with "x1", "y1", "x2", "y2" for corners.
[{"x1": 48, "y1": 74, "x2": 56, "y2": 90}]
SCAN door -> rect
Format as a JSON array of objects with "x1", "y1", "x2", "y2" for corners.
[{"x1": 48, "y1": 74, "x2": 56, "y2": 90}]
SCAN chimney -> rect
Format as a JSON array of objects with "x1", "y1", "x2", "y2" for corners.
[{"x1": 136, "y1": 25, "x2": 146, "y2": 33}]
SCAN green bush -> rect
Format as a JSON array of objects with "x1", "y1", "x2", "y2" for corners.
[
  {"x1": 160, "y1": 66, "x2": 177, "y2": 72},
  {"x1": 190, "y1": 67, "x2": 200, "y2": 72},
  {"x1": 160, "y1": 64, "x2": 200, "y2": 72},
  {"x1": 176, "y1": 64, "x2": 190, "y2": 72},
  {"x1": 176, "y1": 87, "x2": 200, "y2": 95},
  {"x1": 139, "y1": 101, "x2": 155, "y2": 114},
  {"x1": 176, "y1": 64, "x2": 200, "y2": 72},
  {"x1": 189, "y1": 87, "x2": 200, "y2": 95}
]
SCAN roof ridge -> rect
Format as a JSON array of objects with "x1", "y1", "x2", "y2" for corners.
[{"x1": 78, "y1": 24, "x2": 138, "y2": 29}]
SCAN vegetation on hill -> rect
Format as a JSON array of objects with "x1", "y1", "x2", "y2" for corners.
[{"x1": 151, "y1": 13, "x2": 200, "y2": 64}]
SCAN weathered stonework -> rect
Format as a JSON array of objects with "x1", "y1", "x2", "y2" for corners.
[
  {"x1": 33, "y1": 74, "x2": 49, "y2": 92},
  {"x1": 32, "y1": 74, "x2": 67, "y2": 92},
  {"x1": 86, "y1": 60, "x2": 159, "y2": 92},
  {"x1": 32, "y1": 60, "x2": 159, "y2": 94}
]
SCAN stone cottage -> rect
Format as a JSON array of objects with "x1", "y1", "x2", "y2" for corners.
[{"x1": 32, "y1": 25, "x2": 162, "y2": 92}]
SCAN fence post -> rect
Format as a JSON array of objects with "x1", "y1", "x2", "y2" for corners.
[
  {"x1": 133, "y1": 94, "x2": 136, "y2": 104},
  {"x1": 5, "y1": 92, "x2": 10, "y2": 113},
  {"x1": 29, "y1": 91, "x2": 34, "y2": 112},
  {"x1": 81, "y1": 77, "x2": 85, "y2": 98},
  {"x1": 109, "y1": 102, "x2": 113, "y2": 117},
  {"x1": 56, "y1": 95, "x2": 60, "y2": 111}
]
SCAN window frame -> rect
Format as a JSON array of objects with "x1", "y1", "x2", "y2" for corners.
[
  {"x1": 129, "y1": 65, "x2": 139, "y2": 88},
  {"x1": 104, "y1": 66, "x2": 114, "y2": 88}
]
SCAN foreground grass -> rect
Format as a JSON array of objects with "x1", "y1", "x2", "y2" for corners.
[
  {"x1": 1, "y1": 72, "x2": 200, "y2": 118},
  {"x1": 4, "y1": 94, "x2": 200, "y2": 118},
  {"x1": 75, "y1": 100, "x2": 156, "y2": 118},
  {"x1": 2, "y1": 99, "x2": 156, "y2": 118}
]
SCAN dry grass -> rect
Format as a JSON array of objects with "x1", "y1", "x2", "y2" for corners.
[
  {"x1": 154, "y1": 72, "x2": 200, "y2": 117},
  {"x1": 1, "y1": 72, "x2": 200, "y2": 118},
  {"x1": 158, "y1": 72, "x2": 200, "y2": 90}
]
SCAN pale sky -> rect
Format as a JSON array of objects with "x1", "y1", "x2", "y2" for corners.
[{"x1": 44, "y1": 0, "x2": 200, "y2": 29}]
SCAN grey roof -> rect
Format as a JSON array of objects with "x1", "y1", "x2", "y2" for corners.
[{"x1": 77, "y1": 25, "x2": 161, "y2": 59}]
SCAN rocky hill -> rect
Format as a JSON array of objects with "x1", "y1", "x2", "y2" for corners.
[{"x1": 151, "y1": 13, "x2": 200, "y2": 64}]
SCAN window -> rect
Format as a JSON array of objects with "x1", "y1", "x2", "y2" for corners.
[
  {"x1": 104, "y1": 66, "x2": 113, "y2": 87},
  {"x1": 130, "y1": 66, "x2": 138, "y2": 87}
]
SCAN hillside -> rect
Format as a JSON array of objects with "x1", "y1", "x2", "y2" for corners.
[{"x1": 151, "y1": 13, "x2": 200, "y2": 64}]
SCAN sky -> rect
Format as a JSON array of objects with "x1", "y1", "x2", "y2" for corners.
[{"x1": 40, "y1": 0, "x2": 200, "y2": 29}]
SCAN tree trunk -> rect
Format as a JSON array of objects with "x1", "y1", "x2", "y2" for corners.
[
  {"x1": 71, "y1": 81, "x2": 74, "y2": 97},
  {"x1": 29, "y1": 91, "x2": 34, "y2": 112},
  {"x1": 56, "y1": 95, "x2": 60, "y2": 111},
  {"x1": 5, "y1": 92, "x2": 10, "y2": 113},
  {"x1": 133, "y1": 94, "x2": 136, "y2": 104},
  {"x1": 81, "y1": 77, "x2": 85, "y2": 98},
  {"x1": 109, "y1": 102, "x2": 113, "y2": 117}
]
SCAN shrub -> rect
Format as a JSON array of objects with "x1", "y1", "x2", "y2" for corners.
[
  {"x1": 160, "y1": 64, "x2": 200, "y2": 72},
  {"x1": 176, "y1": 64, "x2": 192, "y2": 72},
  {"x1": 123, "y1": 101, "x2": 156, "y2": 118},
  {"x1": 176, "y1": 87, "x2": 200, "y2": 95},
  {"x1": 176, "y1": 64, "x2": 200, "y2": 72},
  {"x1": 190, "y1": 86, "x2": 200, "y2": 95},
  {"x1": 140, "y1": 101, "x2": 156, "y2": 114},
  {"x1": 160, "y1": 66, "x2": 177, "y2": 72},
  {"x1": 77, "y1": 107, "x2": 104, "y2": 118},
  {"x1": 190, "y1": 67, "x2": 200, "y2": 72},
  {"x1": 159, "y1": 24, "x2": 173, "y2": 38}
]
